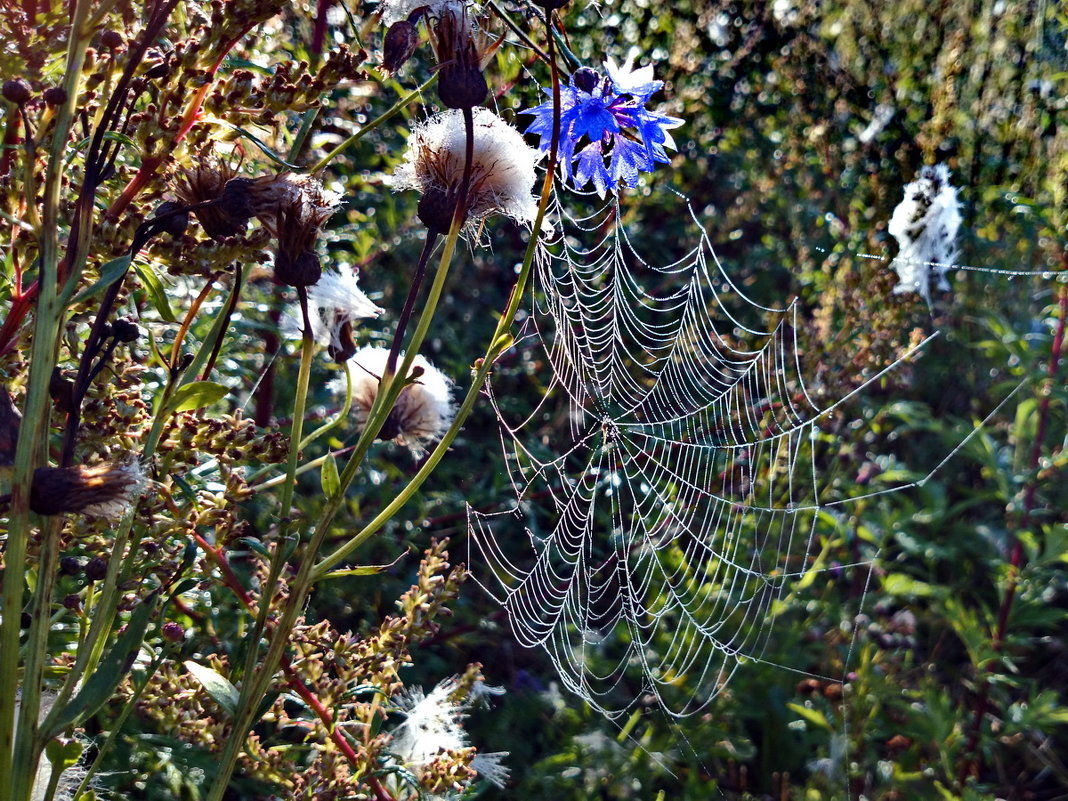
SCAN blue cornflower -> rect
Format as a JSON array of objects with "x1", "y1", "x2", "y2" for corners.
[{"x1": 523, "y1": 56, "x2": 683, "y2": 196}]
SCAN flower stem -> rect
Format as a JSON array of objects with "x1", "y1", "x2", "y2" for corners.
[
  {"x1": 309, "y1": 74, "x2": 437, "y2": 174},
  {"x1": 0, "y1": 0, "x2": 92, "y2": 788},
  {"x1": 386, "y1": 229, "x2": 439, "y2": 379}
]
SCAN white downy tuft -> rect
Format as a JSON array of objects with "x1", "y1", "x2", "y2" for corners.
[
  {"x1": 297, "y1": 267, "x2": 383, "y2": 356},
  {"x1": 470, "y1": 752, "x2": 510, "y2": 788},
  {"x1": 346, "y1": 346, "x2": 454, "y2": 451},
  {"x1": 389, "y1": 678, "x2": 467, "y2": 768},
  {"x1": 389, "y1": 107, "x2": 540, "y2": 228},
  {"x1": 388, "y1": 677, "x2": 510, "y2": 788},
  {"x1": 887, "y1": 163, "x2": 962, "y2": 303}
]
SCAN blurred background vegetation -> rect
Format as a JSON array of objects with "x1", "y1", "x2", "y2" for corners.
[
  {"x1": 8, "y1": 0, "x2": 1062, "y2": 797},
  {"x1": 324, "y1": 0, "x2": 1068, "y2": 799}
]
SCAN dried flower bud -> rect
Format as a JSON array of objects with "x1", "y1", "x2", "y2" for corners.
[
  {"x1": 101, "y1": 30, "x2": 125, "y2": 50},
  {"x1": 111, "y1": 318, "x2": 141, "y2": 343},
  {"x1": 274, "y1": 248, "x2": 322, "y2": 289},
  {"x1": 152, "y1": 200, "x2": 190, "y2": 238},
  {"x1": 438, "y1": 63, "x2": 487, "y2": 110},
  {"x1": 247, "y1": 173, "x2": 340, "y2": 288},
  {"x1": 63, "y1": 594, "x2": 82, "y2": 611},
  {"x1": 85, "y1": 557, "x2": 108, "y2": 582},
  {"x1": 162, "y1": 621, "x2": 186, "y2": 642},
  {"x1": 384, "y1": 20, "x2": 421, "y2": 73},
  {"x1": 2, "y1": 79, "x2": 32, "y2": 105},
  {"x1": 174, "y1": 162, "x2": 254, "y2": 240},
  {"x1": 59, "y1": 556, "x2": 84, "y2": 576},
  {"x1": 48, "y1": 369, "x2": 75, "y2": 414},
  {"x1": 416, "y1": 185, "x2": 458, "y2": 232},
  {"x1": 30, "y1": 461, "x2": 146, "y2": 518},
  {"x1": 572, "y1": 67, "x2": 600, "y2": 94},
  {"x1": 431, "y1": 5, "x2": 487, "y2": 109},
  {"x1": 43, "y1": 86, "x2": 67, "y2": 106}
]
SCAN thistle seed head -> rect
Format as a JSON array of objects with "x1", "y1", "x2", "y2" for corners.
[
  {"x1": 30, "y1": 460, "x2": 146, "y2": 518},
  {"x1": 346, "y1": 347, "x2": 454, "y2": 452},
  {"x1": 390, "y1": 107, "x2": 540, "y2": 231}
]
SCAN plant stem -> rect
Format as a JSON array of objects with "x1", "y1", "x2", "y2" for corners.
[
  {"x1": 309, "y1": 75, "x2": 436, "y2": 174},
  {"x1": 0, "y1": 0, "x2": 92, "y2": 788},
  {"x1": 313, "y1": 9, "x2": 563, "y2": 577},
  {"x1": 386, "y1": 229, "x2": 439, "y2": 378}
]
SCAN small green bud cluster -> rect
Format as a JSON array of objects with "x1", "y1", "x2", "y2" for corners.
[{"x1": 158, "y1": 410, "x2": 289, "y2": 467}]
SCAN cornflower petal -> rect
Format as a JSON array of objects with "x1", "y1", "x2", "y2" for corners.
[{"x1": 522, "y1": 56, "x2": 681, "y2": 195}]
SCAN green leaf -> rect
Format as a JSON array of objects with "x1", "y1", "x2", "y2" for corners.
[
  {"x1": 318, "y1": 548, "x2": 410, "y2": 580},
  {"x1": 228, "y1": 125, "x2": 305, "y2": 170},
  {"x1": 71, "y1": 255, "x2": 131, "y2": 304},
  {"x1": 786, "y1": 702, "x2": 833, "y2": 731},
  {"x1": 881, "y1": 573, "x2": 942, "y2": 599},
  {"x1": 320, "y1": 452, "x2": 340, "y2": 499},
  {"x1": 166, "y1": 381, "x2": 228, "y2": 414},
  {"x1": 45, "y1": 738, "x2": 85, "y2": 771},
  {"x1": 184, "y1": 660, "x2": 240, "y2": 718},
  {"x1": 44, "y1": 592, "x2": 159, "y2": 737},
  {"x1": 233, "y1": 536, "x2": 272, "y2": 559},
  {"x1": 133, "y1": 262, "x2": 176, "y2": 322}
]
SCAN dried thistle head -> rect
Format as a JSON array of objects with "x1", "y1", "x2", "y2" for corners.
[
  {"x1": 30, "y1": 460, "x2": 146, "y2": 518},
  {"x1": 173, "y1": 160, "x2": 254, "y2": 240},
  {"x1": 240, "y1": 173, "x2": 341, "y2": 288},
  {"x1": 428, "y1": 1, "x2": 490, "y2": 109}
]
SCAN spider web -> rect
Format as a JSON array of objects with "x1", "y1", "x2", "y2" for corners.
[{"x1": 466, "y1": 189, "x2": 937, "y2": 719}]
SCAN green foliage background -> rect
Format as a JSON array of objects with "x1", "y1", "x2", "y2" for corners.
[
  {"x1": 324, "y1": 1, "x2": 1068, "y2": 799},
  {"x1": 1, "y1": 0, "x2": 1064, "y2": 798}
]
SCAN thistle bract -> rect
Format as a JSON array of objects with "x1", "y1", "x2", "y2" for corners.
[{"x1": 523, "y1": 56, "x2": 682, "y2": 196}]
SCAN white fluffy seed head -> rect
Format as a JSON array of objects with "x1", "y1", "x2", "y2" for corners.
[
  {"x1": 389, "y1": 678, "x2": 468, "y2": 769},
  {"x1": 888, "y1": 163, "x2": 962, "y2": 302},
  {"x1": 296, "y1": 268, "x2": 382, "y2": 359},
  {"x1": 346, "y1": 346, "x2": 454, "y2": 451},
  {"x1": 388, "y1": 677, "x2": 511, "y2": 789},
  {"x1": 389, "y1": 107, "x2": 540, "y2": 228}
]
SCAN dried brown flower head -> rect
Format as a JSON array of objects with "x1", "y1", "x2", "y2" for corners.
[
  {"x1": 429, "y1": 2, "x2": 491, "y2": 109},
  {"x1": 245, "y1": 173, "x2": 341, "y2": 288},
  {"x1": 174, "y1": 160, "x2": 254, "y2": 240},
  {"x1": 30, "y1": 460, "x2": 145, "y2": 518}
]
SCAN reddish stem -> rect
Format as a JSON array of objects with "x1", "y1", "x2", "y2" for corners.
[
  {"x1": 311, "y1": 0, "x2": 332, "y2": 61},
  {"x1": 191, "y1": 534, "x2": 395, "y2": 798},
  {"x1": 104, "y1": 155, "x2": 166, "y2": 222},
  {"x1": 958, "y1": 273, "x2": 1068, "y2": 785}
]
